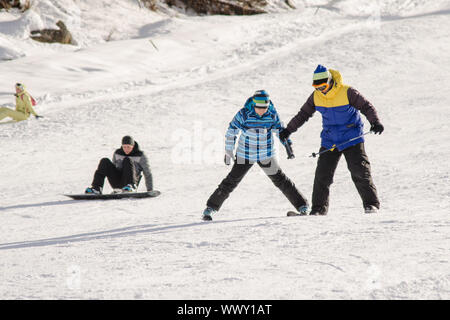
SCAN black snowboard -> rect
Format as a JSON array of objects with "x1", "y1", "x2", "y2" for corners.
[{"x1": 64, "y1": 190, "x2": 161, "y2": 200}]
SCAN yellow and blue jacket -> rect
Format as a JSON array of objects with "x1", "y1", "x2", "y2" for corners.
[{"x1": 287, "y1": 69, "x2": 380, "y2": 151}]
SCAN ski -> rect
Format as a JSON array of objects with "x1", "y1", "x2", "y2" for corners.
[{"x1": 287, "y1": 211, "x2": 307, "y2": 217}]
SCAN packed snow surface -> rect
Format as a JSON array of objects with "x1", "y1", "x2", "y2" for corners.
[{"x1": 0, "y1": 0, "x2": 449, "y2": 299}]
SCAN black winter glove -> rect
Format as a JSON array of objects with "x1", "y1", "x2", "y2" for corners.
[
  {"x1": 279, "y1": 128, "x2": 291, "y2": 141},
  {"x1": 370, "y1": 121, "x2": 384, "y2": 135},
  {"x1": 35, "y1": 115, "x2": 43, "y2": 119}
]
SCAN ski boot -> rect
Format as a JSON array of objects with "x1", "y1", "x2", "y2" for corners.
[
  {"x1": 122, "y1": 184, "x2": 137, "y2": 193},
  {"x1": 309, "y1": 206, "x2": 327, "y2": 216},
  {"x1": 298, "y1": 205, "x2": 309, "y2": 215},
  {"x1": 287, "y1": 205, "x2": 310, "y2": 216},
  {"x1": 85, "y1": 186, "x2": 102, "y2": 194},
  {"x1": 364, "y1": 205, "x2": 378, "y2": 214},
  {"x1": 202, "y1": 207, "x2": 216, "y2": 221}
]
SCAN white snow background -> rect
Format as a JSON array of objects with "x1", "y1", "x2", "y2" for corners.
[{"x1": 0, "y1": 0, "x2": 449, "y2": 299}]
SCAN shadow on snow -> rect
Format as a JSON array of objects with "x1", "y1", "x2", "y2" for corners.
[{"x1": 0, "y1": 216, "x2": 281, "y2": 251}]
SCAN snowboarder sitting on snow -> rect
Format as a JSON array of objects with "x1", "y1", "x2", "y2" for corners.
[
  {"x1": 0, "y1": 83, "x2": 41, "y2": 122},
  {"x1": 279, "y1": 65, "x2": 384, "y2": 215},
  {"x1": 85, "y1": 135, "x2": 154, "y2": 194},
  {"x1": 202, "y1": 90, "x2": 309, "y2": 221}
]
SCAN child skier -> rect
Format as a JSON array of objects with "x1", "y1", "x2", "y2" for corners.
[
  {"x1": 85, "y1": 135, "x2": 154, "y2": 194},
  {"x1": 202, "y1": 90, "x2": 309, "y2": 221}
]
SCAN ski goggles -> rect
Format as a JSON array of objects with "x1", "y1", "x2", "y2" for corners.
[
  {"x1": 313, "y1": 83, "x2": 330, "y2": 92},
  {"x1": 312, "y1": 77, "x2": 332, "y2": 92},
  {"x1": 253, "y1": 98, "x2": 270, "y2": 108}
]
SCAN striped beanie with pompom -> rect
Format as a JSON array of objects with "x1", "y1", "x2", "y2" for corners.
[{"x1": 312, "y1": 65, "x2": 330, "y2": 86}]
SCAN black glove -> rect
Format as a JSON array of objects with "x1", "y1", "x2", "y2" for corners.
[
  {"x1": 224, "y1": 151, "x2": 234, "y2": 165},
  {"x1": 279, "y1": 128, "x2": 291, "y2": 141},
  {"x1": 370, "y1": 121, "x2": 384, "y2": 135},
  {"x1": 35, "y1": 115, "x2": 43, "y2": 119}
]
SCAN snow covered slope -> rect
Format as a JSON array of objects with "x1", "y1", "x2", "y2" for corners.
[{"x1": 0, "y1": 0, "x2": 449, "y2": 299}]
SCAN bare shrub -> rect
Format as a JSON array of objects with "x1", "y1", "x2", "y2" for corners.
[
  {"x1": 0, "y1": 0, "x2": 27, "y2": 11},
  {"x1": 138, "y1": 0, "x2": 158, "y2": 11},
  {"x1": 170, "y1": 0, "x2": 267, "y2": 15}
]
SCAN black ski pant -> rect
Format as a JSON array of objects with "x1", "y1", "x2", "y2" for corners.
[
  {"x1": 312, "y1": 142, "x2": 379, "y2": 214},
  {"x1": 207, "y1": 157, "x2": 308, "y2": 211},
  {"x1": 92, "y1": 157, "x2": 137, "y2": 190}
]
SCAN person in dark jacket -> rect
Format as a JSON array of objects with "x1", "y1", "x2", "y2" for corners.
[
  {"x1": 85, "y1": 135, "x2": 153, "y2": 194},
  {"x1": 279, "y1": 65, "x2": 384, "y2": 215},
  {"x1": 202, "y1": 90, "x2": 309, "y2": 221}
]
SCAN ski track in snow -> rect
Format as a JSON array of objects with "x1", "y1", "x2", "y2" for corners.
[{"x1": 0, "y1": 1, "x2": 449, "y2": 299}]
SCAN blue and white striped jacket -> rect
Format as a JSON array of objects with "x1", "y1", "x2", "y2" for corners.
[{"x1": 225, "y1": 97, "x2": 290, "y2": 161}]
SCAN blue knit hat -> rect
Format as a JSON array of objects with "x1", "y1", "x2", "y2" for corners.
[
  {"x1": 312, "y1": 65, "x2": 330, "y2": 85},
  {"x1": 252, "y1": 90, "x2": 270, "y2": 108}
]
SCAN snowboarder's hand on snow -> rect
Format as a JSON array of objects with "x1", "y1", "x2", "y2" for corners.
[
  {"x1": 35, "y1": 115, "x2": 43, "y2": 119},
  {"x1": 370, "y1": 121, "x2": 384, "y2": 135}
]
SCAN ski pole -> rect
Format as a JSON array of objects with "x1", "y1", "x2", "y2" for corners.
[
  {"x1": 310, "y1": 131, "x2": 372, "y2": 158},
  {"x1": 283, "y1": 138, "x2": 295, "y2": 159}
]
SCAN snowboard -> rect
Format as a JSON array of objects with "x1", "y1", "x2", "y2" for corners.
[
  {"x1": 64, "y1": 190, "x2": 161, "y2": 200},
  {"x1": 0, "y1": 120, "x2": 18, "y2": 125}
]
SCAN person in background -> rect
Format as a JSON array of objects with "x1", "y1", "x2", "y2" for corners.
[
  {"x1": 0, "y1": 83, "x2": 41, "y2": 122},
  {"x1": 85, "y1": 135, "x2": 154, "y2": 194}
]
